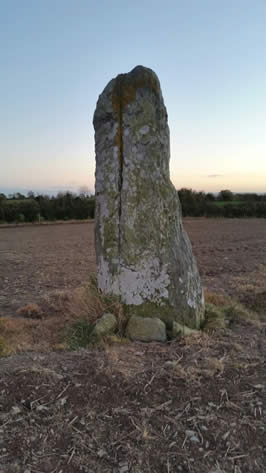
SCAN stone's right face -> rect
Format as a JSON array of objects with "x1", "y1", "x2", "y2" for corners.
[{"x1": 93, "y1": 65, "x2": 204, "y2": 329}]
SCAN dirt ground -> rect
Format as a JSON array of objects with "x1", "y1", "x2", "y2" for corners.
[
  {"x1": 0, "y1": 221, "x2": 96, "y2": 318},
  {"x1": 0, "y1": 326, "x2": 265, "y2": 473},
  {"x1": 0, "y1": 218, "x2": 265, "y2": 317},
  {"x1": 0, "y1": 219, "x2": 265, "y2": 473}
]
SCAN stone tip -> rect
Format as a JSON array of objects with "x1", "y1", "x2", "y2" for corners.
[
  {"x1": 110, "y1": 65, "x2": 162, "y2": 106},
  {"x1": 126, "y1": 65, "x2": 160, "y2": 85},
  {"x1": 129, "y1": 65, "x2": 153, "y2": 74}
]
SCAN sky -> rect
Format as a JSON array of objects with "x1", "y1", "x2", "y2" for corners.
[{"x1": 0, "y1": 0, "x2": 266, "y2": 195}]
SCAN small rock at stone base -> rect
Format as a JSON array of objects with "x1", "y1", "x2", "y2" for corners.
[
  {"x1": 126, "y1": 316, "x2": 166, "y2": 342},
  {"x1": 90, "y1": 313, "x2": 118, "y2": 339},
  {"x1": 172, "y1": 322, "x2": 199, "y2": 337}
]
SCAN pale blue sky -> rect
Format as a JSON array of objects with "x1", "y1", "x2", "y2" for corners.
[{"x1": 0, "y1": 0, "x2": 266, "y2": 195}]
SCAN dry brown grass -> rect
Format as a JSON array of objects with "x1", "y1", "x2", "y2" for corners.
[
  {"x1": 223, "y1": 302, "x2": 260, "y2": 325},
  {"x1": 203, "y1": 287, "x2": 261, "y2": 332},
  {"x1": 0, "y1": 334, "x2": 12, "y2": 356},
  {"x1": 0, "y1": 277, "x2": 124, "y2": 355},
  {"x1": 1, "y1": 280, "x2": 263, "y2": 356},
  {"x1": 16, "y1": 303, "x2": 43, "y2": 319},
  {"x1": 41, "y1": 277, "x2": 124, "y2": 327},
  {"x1": 204, "y1": 289, "x2": 231, "y2": 307},
  {"x1": 0, "y1": 317, "x2": 48, "y2": 353},
  {"x1": 203, "y1": 302, "x2": 227, "y2": 332},
  {"x1": 231, "y1": 264, "x2": 266, "y2": 319}
]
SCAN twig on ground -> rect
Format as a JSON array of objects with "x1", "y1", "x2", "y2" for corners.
[
  {"x1": 67, "y1": 447, "x2": 76, "y2": 464},
  {"x1": 56, "y1": 383, "x2": 70, "y2": 399},
  {"x1": 68, "y1": 415, "x2": 78, "y2": 426},
  {"x1": 144, "y1": 372, "x2": 157, "y2": 392}
]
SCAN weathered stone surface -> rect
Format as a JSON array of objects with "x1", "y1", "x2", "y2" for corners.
[
  {"x1": 126, "y1": 316, "x2": 166, "y2": 342},
  {"x1": 93, "y1": 65, "x2": 204, "y2": 329},
  {"x1": 90, "y1": 312, "x2": 117, "y2": 339}
]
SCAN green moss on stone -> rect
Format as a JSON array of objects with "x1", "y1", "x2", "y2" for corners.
[
  {"x1": 123, "y1": 301, "x2": 180, "y2": 329},
  {"x1": 123, "y1": 299, "x2": 203, "y2": 330}
]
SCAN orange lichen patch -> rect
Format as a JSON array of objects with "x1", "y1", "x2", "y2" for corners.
[
  {"x1": 111, "y1": 67, "x2": 161, "y2": 169},
  {"x1": 112, "y1": 68, "x2": 160, "y2": 115}
]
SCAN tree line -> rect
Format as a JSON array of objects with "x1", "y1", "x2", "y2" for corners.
[
  {"x1": 0, "y1": 188, "x2": 266, "y2": 224},
  {"x1": 0, "y1": 191, "x2": 95, "y2": 223},
  {"x1": 178, "y1": 189, "x2": 266, "y2": 218}
]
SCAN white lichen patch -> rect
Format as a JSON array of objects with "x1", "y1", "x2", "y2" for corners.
[{"x1": 119, "y1": 258, "x2": 170, "y2": 305}]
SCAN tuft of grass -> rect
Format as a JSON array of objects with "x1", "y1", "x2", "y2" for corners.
[
  {"x1": 224, "y1": 303, "x2": 260, "y2": 325},
  {"x1": 204, "y1": 289, "x2": 231, "y2": 307},
  {"x1": 203, "y1": 303, "x2": 227, "y2": 332},
  {"x1": 65, "y1": 319, "x2": 94, "y2": 350},
  {"x1": 0, "y1": 275, "x2": 125, "y2": 354},
  {"x1": 231, "y1": 264, "x2": 266, "y2": 320},
  {"x1": 203, "y1": 299, "x2": 260, "y2": 333},
  {"x1": 205, "y1": 356, "x2": 225, "y2": 375},
  {"x1": 0, "y1": 335, "x2": 12, "y2": 357}
]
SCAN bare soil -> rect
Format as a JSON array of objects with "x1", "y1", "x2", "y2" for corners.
[
  {"x1": 0, "y1": 219, "x2": 265, "y2": 473},
  {"x1": 1, "y1": 218, "x2": 266, "y2": 317},
  {"x1": 0, "y1": 221, "x2": 96, "y2": 317},
  {"x1": 0, "y1": 328, "x2": 265, "y2": 473}
]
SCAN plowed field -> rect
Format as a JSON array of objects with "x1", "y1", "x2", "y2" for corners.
[{"x1": 0, "y1": 218, "x2": 265, "y2": 317}]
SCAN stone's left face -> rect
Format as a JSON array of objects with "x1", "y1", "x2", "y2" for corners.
[{"x1": 93, "y1": 65, "x2": 205, "y2": 329}]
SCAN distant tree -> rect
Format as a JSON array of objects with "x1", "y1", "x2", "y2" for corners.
[
  {"x1": 0, "y1": 205, "x2": 5, "y2": 221},
  {"x1": 178, "y1": 188, "x2": 206, "y2": 216},
  {"x1": 218, "y1": 190, "x2": 234, "y2": 201},
  {"x1": 2, "y1": 199, "x2": 39, "y2": 222},
  {"x1": 21, "y1": 200, "x2": 40, "y2": 221},
  {"x1": 8, "y1": 192, "x2": 26, "y2": 200},
  {"x1": 206, "y1": 192, "x2": 216, "y2": 201}
]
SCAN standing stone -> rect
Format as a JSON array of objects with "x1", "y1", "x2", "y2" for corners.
[{"x1": 93, "y1": 66, "x2": 204, "y2": 329}]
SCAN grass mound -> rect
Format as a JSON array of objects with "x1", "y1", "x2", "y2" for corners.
[
  {"x1": 203, "y1": 296, "x2": 260, "y2": 332},
  {"x1": 0, "y1": 276, "x2": 125, "y2": 355},
  {"x1": 0, "y1": 279, "x2": 263, "y2": 356}
]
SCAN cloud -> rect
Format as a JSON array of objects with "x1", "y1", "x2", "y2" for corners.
[{"x1": 207, "y1": 174, "x2": 224, "y2": 178}]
